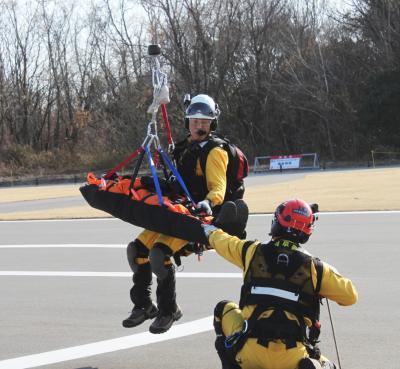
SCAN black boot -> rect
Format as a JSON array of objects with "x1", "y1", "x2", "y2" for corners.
[
  {"x1": 122, "y1": 302, "x2": 158, "y2": 328},
  {"x1": 123, "y1": 263, "x2": 158, "y2": 328},
  {"x1": 213, "y1": 201, "x2": 238, "y2": 236},
  {"x1": 214, "y1": 201, "x2": 237, "y2": 227},
  {"x1": 149, "y1": 265, "x2": 183, "y2": 334},
  {"x1": 149, "y1": 306, "x2": 183, "y2": 334},
  {"x1": 214, "y1": 200, "x2": 249, "y2": 239}
]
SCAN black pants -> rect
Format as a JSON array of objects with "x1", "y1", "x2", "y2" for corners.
[{"x1": 129, "y1": 240, "x2": 177, "y2": 313}]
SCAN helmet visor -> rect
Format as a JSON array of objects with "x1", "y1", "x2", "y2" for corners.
[{"x1": 186, "y1": 102, "x2": 215, "y2": 120}]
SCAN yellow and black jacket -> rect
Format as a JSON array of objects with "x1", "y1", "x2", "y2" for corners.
[
  {"x1": 209, "y1": 229, "x2": 358, "y2": 347},
  {"x1": 173, "y1": 135, "x2": 231, "y2": 205}
]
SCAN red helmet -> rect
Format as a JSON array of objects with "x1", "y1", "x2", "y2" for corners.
[{"x1": 270, "y1": 199, "x2": 318, "y2": 243}]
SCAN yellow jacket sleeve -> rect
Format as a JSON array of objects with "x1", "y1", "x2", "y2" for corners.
[
  {"x1": 203, "y1": 147, "x2": 228, "y2": 206},
  {"x1": 312, "y1": 261, "x2": 358, "y2": 306},
  {"x1": 208, "y1": 229, "x2": 258, "y2": 270}
]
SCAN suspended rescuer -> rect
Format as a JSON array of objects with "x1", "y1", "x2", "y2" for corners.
[
  {"x1": 200, "y1": 199, "x2": 358, "y2": 369},
  {"x1": 122, "y1": 94, "x2": 249, "y2": 334}
]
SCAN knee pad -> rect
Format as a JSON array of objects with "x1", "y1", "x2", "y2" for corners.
[
  {"x1": 127, "y1": 240, "x2": 149, "y2": 273},
  {"x1": 149, "y1": 243, "x2": 172, "y2": 280},
  {"x1": 214, "y1": 300, "x2": 231, "y2": 335},
  {"x1": 214, "y1": 300, "x2": 231, "y2": 319},
  {"x1": 214, "y1": 300, "x2": 242, "y2": 337},
  {"x1": 214, "y1": 300, "x2": 239, "y2": 319}
]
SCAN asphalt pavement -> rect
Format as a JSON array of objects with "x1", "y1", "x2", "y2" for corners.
[
  {"x1": 0, "y1": 197, "x2": 86, "y2": 214},
  {"x1": 0, "y1": 213, "x2": 399, "y2": 369}
]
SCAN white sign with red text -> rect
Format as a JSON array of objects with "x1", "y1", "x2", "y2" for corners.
[{"x1": 269, "y1": 155, "x2": 302, "y2": 170}]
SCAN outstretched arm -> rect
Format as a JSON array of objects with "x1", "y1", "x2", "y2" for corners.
[
  {"x1": 204, "y1": 227, "x2": 257, "y2": 271},
  {"x1": 313, "y1": 262, "x2": 358, "y2": 306}
]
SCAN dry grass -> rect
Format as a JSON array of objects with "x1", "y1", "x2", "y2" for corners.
[
  {"x1": 0, "y1": 206, "x2": 105, "y2": 220},
  {"x1": 244, "y1": 167, "x2": 400, "y2": 213},
  {"x1": 0, "y1": 184, "x2": 81, "y2": 203},
  {"x1": 0, "y1": 167, "x2": 399, "y2": 220}
]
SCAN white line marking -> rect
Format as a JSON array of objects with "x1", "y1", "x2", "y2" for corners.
[
  {"x1": 0, "y1": 218, "x2": 116, "y2": 223},
  {"x1": 0, "y1": 244, "x2": 126, "y2": 249},
  {"x1": 250, "y1": 210, "x2": 400, "y2": 216},
  {"x1": 0, "y1": 316, "x2": 213, "y2": 369},
  {"x1": 0, "y1": 271, "x2": 241, "y2": 278},
  {"x1": 0, "y1": 244, "x2": 217, "y2": 254},
  {"x1": 315, "y1": 210, "x2": 400, "y2": 215},
  {"x1": 1, "y1": 210, "x2": 399, "y2": 223}
]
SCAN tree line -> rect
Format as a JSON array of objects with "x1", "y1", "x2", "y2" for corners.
[{"x1": 0, "y1": 0, "x2": 399, "y2": 176}]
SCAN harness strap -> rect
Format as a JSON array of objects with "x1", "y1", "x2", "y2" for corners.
[
  {"x1": 306, "y1": 258, "x2": 324, "y2": 355},
  {"x1": 129, "y1": 148, "x2": 146, "y2": 190},
  {"x1": 241, "y1": 241, "x2": 253, "y2": 268},
  {"x1": 173, "y1": 253, "x2": 182, "y2": 267},
  {"x1": 161, "y1": 104, "x2": 174, "y2": 146},
  {"x1": 314, "y1": 259, "x2": 324, "y2": 295},
  {"x1": 252, "y1": 311, "x2": 303, "y2": 349},
  {"x1": 104, "y1": 147, "x2": 143, "y2": 179},
  {"x1": 156, "y1": 148, "x2": 170, "y2": 180},
  {"x1": 145, "y1": 145, "x2": 164, "y2": 206},
  {"x1": 158, "y1": 147, "x2": 195, "y2": 205},
  {"x1": 244, "y1": 305, "x2": 305, "y2": 350}
]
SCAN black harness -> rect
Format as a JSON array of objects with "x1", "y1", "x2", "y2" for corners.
[
  {"x1": 173, "y1": 134, "x2": 246, "y2": 203},
  {"x1": 228, "y1": 240, "x2": 323, "y2": 356}
]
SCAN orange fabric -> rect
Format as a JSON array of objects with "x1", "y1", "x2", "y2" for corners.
[
  {"x1": 86, "y1": 172, "x2": 193, "y2": 216},
  {"x1": 86, "y1": 172, "x2": 141, "y2": 194}
]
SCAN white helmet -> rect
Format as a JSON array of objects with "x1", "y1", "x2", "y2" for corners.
[
  {"x1": 185, "y1": 95, "x2": 219, "y2": 120},
  {"x1": 185, "y1": 94, "x2": 220, "y2": 129}
]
